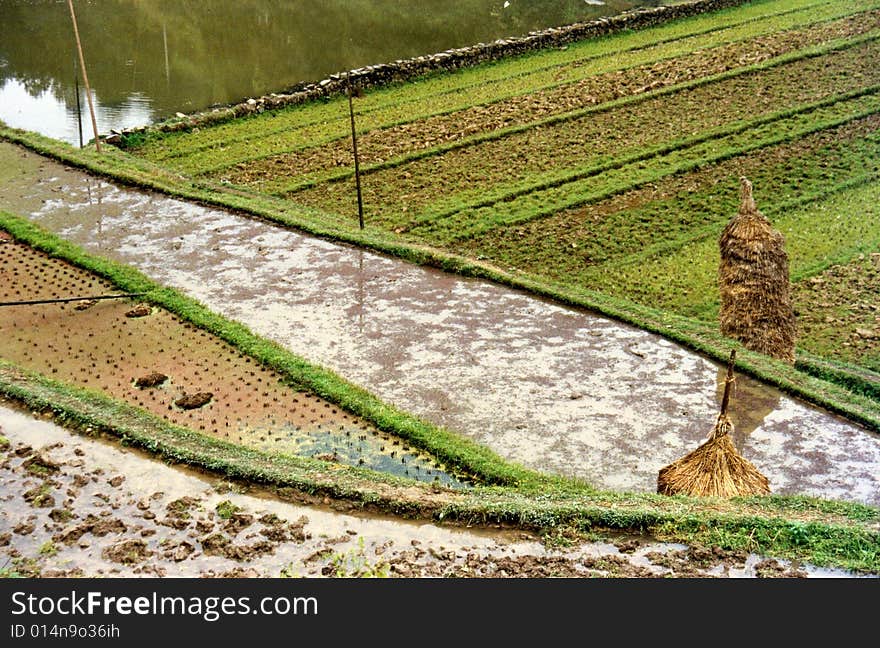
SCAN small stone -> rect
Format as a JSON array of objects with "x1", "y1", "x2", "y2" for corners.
[
  {"x1": 13, "y1": 522, "x2": 35, "y2": 535},
  {"x1": 74, "y1": 299, "x2": 98, "y2": 311},
  {"x1": 125, "y1": 303, "x2": 152, "y2": 318},
  {"x1": 175, "y1": 392, "x2": 213, "y2": 409},
  {"x1": 135, "y1": 372, "x2": 167, "y2": 388}
]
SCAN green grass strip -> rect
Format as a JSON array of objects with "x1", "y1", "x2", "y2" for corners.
[
  {"x1": 411, "y1": 89, "x2": 880, "y2": 241},
  {"x1": 586, "y1": 177, "x2": 880, "y2": 321},
  {"x1": 0, "y1": 209, "x2": 557, "y2": 491}
]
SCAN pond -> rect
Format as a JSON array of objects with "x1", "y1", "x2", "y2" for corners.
[{"x1": 0, "y1": 0, "x2": 661, "y2": 145}]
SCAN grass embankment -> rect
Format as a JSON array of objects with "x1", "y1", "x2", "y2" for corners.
[
  {"x1": 1, "y1": 0, "x2": 879, "y2": 571},
  {"x1": 3, "y1": 212, "x2": 877, "y2": 573}
]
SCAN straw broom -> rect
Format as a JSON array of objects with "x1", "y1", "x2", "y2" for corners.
[
  {"x1": 718, "y1": 177, "x2": 797, "y2": 363},
  {"x1": 657, "y1": 349, "x2": 770, "y2": 498}
]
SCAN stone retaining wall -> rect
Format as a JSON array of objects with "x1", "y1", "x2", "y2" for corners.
[{"x1": 114, "y1": 0, "x2": 752, "y2": 141}]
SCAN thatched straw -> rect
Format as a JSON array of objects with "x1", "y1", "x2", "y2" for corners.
[
  {"x1": 718, "y1": 177, "x2": 797, "y2": 363},
  {"x1": 657, "y1": 350, "x2": 771, "y2": 498}
]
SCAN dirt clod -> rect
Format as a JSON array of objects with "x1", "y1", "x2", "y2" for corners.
[
  {"x1": 175, "y1": 392, "x2": 213, "y2": 409},
  {"x1": 134, "y1": 372, "x2": 168, "y2": 388},
  {"x1": 102, "y1": 538, "x2": 153, "y2": 564},
  {"x1": 125, "y1": 304, "x2": 152, "y2": 318}
]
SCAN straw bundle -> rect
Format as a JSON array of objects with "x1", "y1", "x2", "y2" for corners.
[
  {"x1": 657, "y1": 350, "x2": 770, "y2": 498},
  {"x1": 718, "y1": 177, "x2": 797, "y2": 363}
]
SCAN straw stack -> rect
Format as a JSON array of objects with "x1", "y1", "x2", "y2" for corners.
[
  {"x1": 718, "y1": 177, "x2": 797, "y2": 363},
  {"x1": 657, "y1": 350, "x2": 770, "y2": 498}
]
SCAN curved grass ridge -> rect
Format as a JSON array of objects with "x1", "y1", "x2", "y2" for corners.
[
  {"x1": 1, "y1": 349, "x2": 877, "y2": 574},
  {"x1": 223, "y1": 30, "x2": 880, "y2": 192},
  {"x1": 118, "y1": 0, "x2": 766, "y2": 144},
  {"x1": 123, "y1": 0, "x2": 879, "y2": 164}
]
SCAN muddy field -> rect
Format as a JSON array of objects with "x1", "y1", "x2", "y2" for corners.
[
  {"x1": 122, "y1": 0, "x2": 880, "y2": 376},
  {"x1": 2, "y1": 400, "x2": 856, "y2": 579},
  {"x1": 3, "y1": 145, "x2": 880, "y2": 506},
  {"x1": 1, "y1": 0, "x2": 879, "y2": 580}
]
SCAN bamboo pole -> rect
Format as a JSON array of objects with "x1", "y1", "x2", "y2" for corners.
[
  {"x1": 67, "y1": 0, "x2": 101, "y2": 152},
  {"x1": 346, "y1": 71, "x2": 364, "y2": 230}
]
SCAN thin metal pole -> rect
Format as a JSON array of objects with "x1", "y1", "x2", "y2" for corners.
[
  {"x1": 347, "y1": 71, "x2": 364, "y2": 230},
  {"x1": 0, "y1": 293, "x2": 146, "y2": 307},
  {"x1": 67, "y1": 0, "x2": 101, "y2": 152}
]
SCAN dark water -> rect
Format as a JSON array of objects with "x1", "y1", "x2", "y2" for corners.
[{"x1": 0, "y1": 0, "x2": 658, "y2": 144}]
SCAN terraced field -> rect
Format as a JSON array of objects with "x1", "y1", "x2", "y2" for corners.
[
  {"x1": 123, "y1": 0, "x2": 880, "y2": 384},
  {"x1": 2, "y1": 0, "x2": 880, "y2": 575}
]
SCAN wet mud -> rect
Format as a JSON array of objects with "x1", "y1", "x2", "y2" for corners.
[
  {"x1": 0, "y1": 239, "x2": 463, "y2": 487},
  {"x1": 1, "y1": 142, "x2": 879, "y2": 507},
  {"x1": 2, "y1": 402, "x2": 865, "y2": 578}
]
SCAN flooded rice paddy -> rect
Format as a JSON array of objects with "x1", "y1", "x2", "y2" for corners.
[
  {"x1": 0, "y1": 238, "x2": 466, "y2": 487},
  {"x1": 1, "y1": 141, "x2": 879, "y2": 507}
]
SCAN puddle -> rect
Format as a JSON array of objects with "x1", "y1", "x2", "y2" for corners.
[{"x1": 1, "y1": 141, "x2": 879, "y2": 507}]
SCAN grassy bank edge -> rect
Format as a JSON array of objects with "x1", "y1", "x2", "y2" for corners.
[
  {"x1": 1, "y1": 159, "x2": 879, "y2": 574},
  {"x1": 2, "y1": 126, "x2": 877, "y2": 435}
]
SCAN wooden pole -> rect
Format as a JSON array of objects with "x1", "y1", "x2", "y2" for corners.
[
  {"x1": 346, "y1": 71, "x2": 364, "y2": 230},
  {"x1": 720, "y1": 349, "x2": 737, "y2": 417},
  {"x1": 67, "y1": 0, "x2": 101, "y2": 152}
]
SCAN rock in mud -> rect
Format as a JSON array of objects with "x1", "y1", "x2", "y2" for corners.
[
  {"x1": 134, "y1": 372, "x2": 168, "y2": 388},
  {"x1": 102, "y1": 538, "x2": 153, "y2": 564},
  {"x1": 125, "y1": 303, "x2": 152, "y2": 318},
  {"x1": 14, "y1": 444, "x2": 33, "y2": 457},
  {"x1": 55, "y1": 514, "x2": 126, "y2": 544},
  {"x1": 13, "y1": 522, "x2": 35, "y2": 535},
  {"x1": 21, "y1": 454, "x2": 61, "y2": 475},
  {"x1": 74, "y1": 299, "x2": 98, "y2": 311},
  {"x1": 23, "y1": 484, "x2": 55, "y2": 508},
  {"x1": 222, "y1": 512, "x2": 254, "y2": 535},
  {"x1": 174, "y1": 392, "x2": 213, "y2": 409}
]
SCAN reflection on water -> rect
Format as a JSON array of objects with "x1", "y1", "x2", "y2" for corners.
[
  {"x1": 0, "y1": 0, "x2": 657, "y2": 143},
  {"x1": 715, "y1": 366, "x2": 782, "y2": 447}
]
